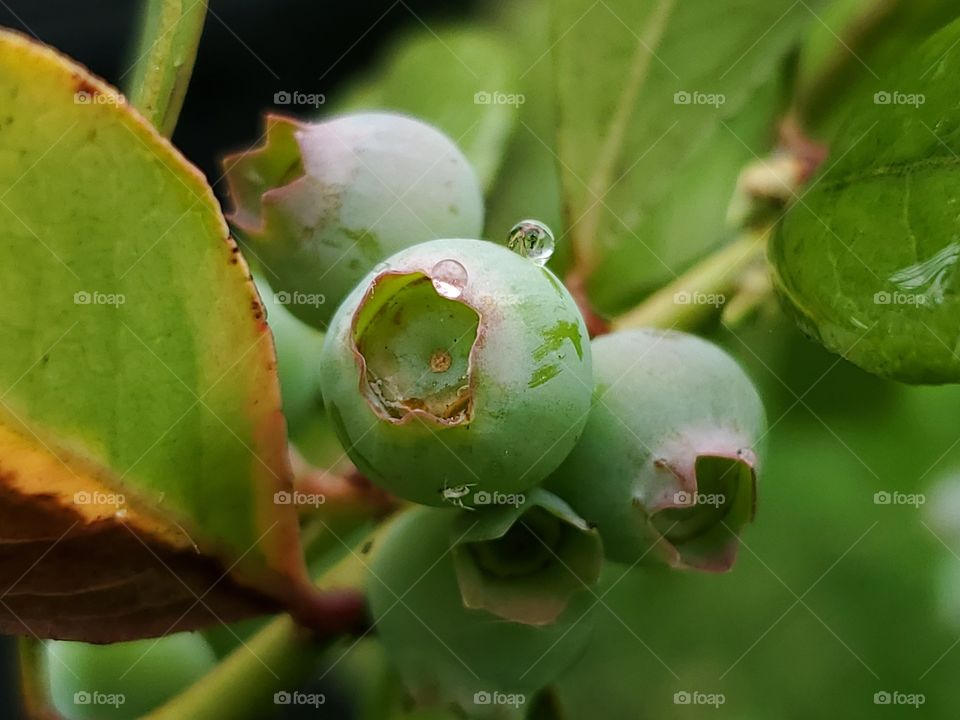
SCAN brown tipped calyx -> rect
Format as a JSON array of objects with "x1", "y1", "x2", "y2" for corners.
[
  {"x1": 647, "y1": 451, "x2": 757, "y2": 572},
  {"x1": 222, "y1": 114, "x2": 306, "y2": 236},
  {"x1": 351, "y1": 272, "x2": 479, "y2": 425}
]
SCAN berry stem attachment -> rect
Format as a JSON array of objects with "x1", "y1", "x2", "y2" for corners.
[
  {"x1": 126, "y1": 0, "x2": 208, "y2": 136},
  {"x1": 611, "y1": 228, "x2": 769, "y2": 332}
]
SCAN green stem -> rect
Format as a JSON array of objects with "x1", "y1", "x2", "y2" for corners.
[
  {"x1": 126, "y1": 0, "x2": 208, "y2": 136},
  {"x1": 610, "y1": 229, "x2": 768, "y2": 332},
  {"x1": 142, "y1": 615, "x2": 322, "y2": 720},
  {"x1": 144, "y1": 515, "x2": 404, "y2": 720}
]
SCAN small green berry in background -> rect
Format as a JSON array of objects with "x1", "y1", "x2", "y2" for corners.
[{"x1": 3, "y1": 1, "x2": 960, "y2": 719}]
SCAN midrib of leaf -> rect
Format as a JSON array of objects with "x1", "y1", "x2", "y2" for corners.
[{"x1": 575, "y1": 0, "x2": 677, "y2": 273}]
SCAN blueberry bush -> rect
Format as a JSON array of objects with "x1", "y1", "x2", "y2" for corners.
[{"x1": 5, "y1": 1, "x2": 960, "y2": 718}]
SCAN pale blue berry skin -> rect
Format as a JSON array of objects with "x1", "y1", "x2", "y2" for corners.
[
  {"x1": 229, "y1": 112, "x2": 484, "y2": 330},
  {"x1": 546, "y1": 329, "x2": 766, "y2": 570},
  {"x1": 368, "y1": 507, "x2": 594, "y2": 712},
  {"x1": 319, "y1": 238, "x2": 593, "y2": 506}
]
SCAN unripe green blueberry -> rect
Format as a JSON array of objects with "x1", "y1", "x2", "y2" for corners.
[
  {"x1": 225, "y1": 112, "x2": 484, "y2": 330},
  {"x1": 546, "y1": 329, "x2": 765, "y2": 571},
  {"x1": 319, "y1": 238, "x2": 593, "y2": 506},
  {"x1": 45, "y1": 633, "x2": 217, "y2": 719},
  {"x1": 254, "y1": 275, "x2": 325, "y2": 437},
  {"x1": 368, "y1": 496, "x2": 599, "y2": 713}
]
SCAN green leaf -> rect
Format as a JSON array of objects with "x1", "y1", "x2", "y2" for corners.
[
  {"x1": 0, "y1": 30, "x2": 327, "y2": 640},
  {"x1": 551, "y1": 0, "x2": 825, "y2": 314},
  {"x1": 794, "y1": 0, "x2": 960, "y2": 137},
  {"x1": 772, "y1": 19, "x2": 960, "y2": 384},
  {"x1": 337, "y1": 26, "x2": 520, "y2": 190}
]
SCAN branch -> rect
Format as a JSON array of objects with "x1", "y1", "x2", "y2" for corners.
[
  {"x1": 126, "y1": 0, "x2": 208, "y2": 136},
  {"x1": 142, "y1": 515, "x2": 405, "y2": 720},
  {"x1": 610, "y1": 228, "x2": 768, "y2": 332}
]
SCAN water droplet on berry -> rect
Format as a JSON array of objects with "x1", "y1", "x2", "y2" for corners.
[
  {"x1": 431, "y1": 259, "x2": 468, "y2": 299},
  {"x1": 508, "y1": 219, "x2": 555, "y2": 266}
]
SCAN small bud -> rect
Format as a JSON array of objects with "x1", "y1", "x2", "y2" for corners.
[{"x1": 546, "y1": 329, "x2": 765, "y2": 571}]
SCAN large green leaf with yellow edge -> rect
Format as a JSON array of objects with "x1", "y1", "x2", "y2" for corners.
[{"x1": 0, "y1": 30, "x2": 345, "y2": 641}]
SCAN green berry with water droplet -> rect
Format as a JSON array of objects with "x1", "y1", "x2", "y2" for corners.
[
  {"x1": 546, "y1": 329, "x2": 765, "y2": 571},
  {"x1": 368, "y1": 497, "x2": 599, "y2": 712},
  {"x1": 224, "y1": 112, "x2": 484, "y2": 330},
  {"x1": 319, "y1": 238, "x2": 593, "y2": 506},
  {"x1": 45, "y1": 633, "x2": 217, "y2": 719}
]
